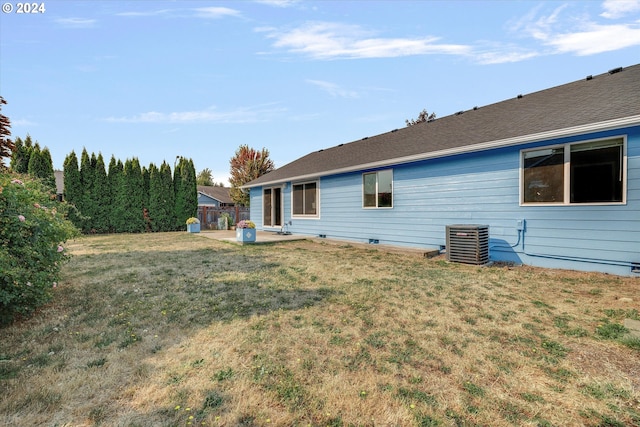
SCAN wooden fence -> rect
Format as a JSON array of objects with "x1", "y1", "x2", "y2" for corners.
[{"x1": 197, "y1": 206, "x2": 250, "y2": 230}]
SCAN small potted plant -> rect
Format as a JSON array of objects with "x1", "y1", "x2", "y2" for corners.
[
  {"x1": 217, "y1": 212, "x2": 232, "y2": 230},
  {"x1": 235, "y1": 220, "x2": 256, "y2": 243},
  {"x1": 186, "y1": 217, "x2": 200, "y2": 233}
]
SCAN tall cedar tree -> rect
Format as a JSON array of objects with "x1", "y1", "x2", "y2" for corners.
[
  {"x1": 79, "y1": 149, "x2": 95, "y2": 233},
  {"x1": 10, "y1": 135, "x2": 33, "y2": 173},
  {"x1": 108, "y1": 156, "x2": 125, "y2": 232},
  {"x1": 119, "y1": 158, "x2": 145, "y2": 233},
  {"x1": 183, "y1": 158, "x2": 198, "y2": 221},
  {"x1": 141, "y1": 166, "x2": 151, "y2": 231},
  {"x1": 39, "y1": 147, "x2": 56, "y2": 191},
  {"x1": 0, "y1": 96, "x2": 14, "y2": 170},
  {"x1": 173, "y1": 159, "x2": 184, "y2": 229},
  {"x1": 27, "y1": 143, "x2": 56, "y2": 192},
  {"x1": 62, "y1": 151, "x2": 83, "y2": 228},
  {"x1": 149, "y1": 161, "x2": 175, "y2": 231},
  {"x1": 173, "y1": 157, "x2": 198, "y2": 228},
  {"x1": 92, "y1": 154, "x2": 110, "y2": 233},
  {"x1": 229, "y1": 145, "x2": 275, "y2": 206}
]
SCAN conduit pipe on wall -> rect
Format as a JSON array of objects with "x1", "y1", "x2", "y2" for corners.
[{"x1": 489, "y1": 229, "x2": 635, "y2": 270}]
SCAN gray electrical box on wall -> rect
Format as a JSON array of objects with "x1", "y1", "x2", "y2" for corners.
[{"x1": 446, "y1": 225, "x2": 490, "y2": 265}]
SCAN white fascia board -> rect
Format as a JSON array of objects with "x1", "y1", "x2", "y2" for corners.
[{"x1": 243, "y1": 115, "x2": 640, "y2": 188}]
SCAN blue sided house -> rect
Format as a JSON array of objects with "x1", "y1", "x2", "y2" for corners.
[{"x1": 244, "y1": 65, "x2": 640, "y2": 276}]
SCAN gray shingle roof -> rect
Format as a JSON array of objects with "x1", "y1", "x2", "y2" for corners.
[
  {"x1": 246, "y1": 64, "x2": 640, "y2": 188},
  {"x1": 197, "y1": 186, "x2": 234, "y2": 204}
]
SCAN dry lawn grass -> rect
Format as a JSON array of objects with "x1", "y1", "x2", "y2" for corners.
[{"x1": 1, "y1": 232, "x2": 639, "y2": 426}]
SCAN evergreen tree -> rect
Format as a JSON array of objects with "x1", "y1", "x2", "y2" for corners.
[
  {"x1": 184, "y1": 158, "x2": 198, "y2": 220},
  {"x1": 10, "y1": 135, "x2": 33, "y2": 173},
  {"x1": 27, "y1": 143, "x2": 55, "y2": 192},
  {"x1": 142, "y1": 165, "x2": 151, "y2": 232},
  {"x1": 155, "y1": 161, "x2": 175, "y2": 231},
  {"x1": 39, "y1": 147, "x2": 56, "y2": 191},
  {"x1": 92, "y1": 153, "x2": 110, "y2": 233},
  {"x1": 79, "y1": 149, "x2": 95, "y2": 232},
  {"x1": 142, "y1": 165, "x2": 150, "y2": 212},
  {"x1": 62, "y1": 151, "x2": 82, "y2": 228},
  {"x1": 173, "y1": 158, "x2": 184, "y2": 229},
  {"x1": 173, "y1": 157, "x2": 198, "y2": 228},
  {"x1": 108, "y1": 156, "x2": 124, "y2": 232},
  {"x1": 119, "y1": 158, "x2": 145, "y2": 233}
]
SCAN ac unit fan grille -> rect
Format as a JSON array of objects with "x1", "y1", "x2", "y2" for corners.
[{"x1": 446, "y1": 225, "x2": 489, "y2": 265}]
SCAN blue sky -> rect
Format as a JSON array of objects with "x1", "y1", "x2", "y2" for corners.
[{"x1": 2, "y1": 0, "x2": 639, "y2": 185}]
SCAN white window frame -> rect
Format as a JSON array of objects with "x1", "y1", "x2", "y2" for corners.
[
  {"x1": 291, "y1": 180, "x2": 320, "y2": 218},
  {"x1": 262, "y1": 186, "x2": 284, "y2": 229},
  {"x1": 520, "y1": 136, "x2": 627, "y2": 206},
  {"x1": 362, "y1": 169, "x2": 394, "y2": 209}
]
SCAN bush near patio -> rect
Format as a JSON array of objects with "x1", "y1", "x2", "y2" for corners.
[{"x1": 0, "y1": 172, "x2": 78, "y2": 325}]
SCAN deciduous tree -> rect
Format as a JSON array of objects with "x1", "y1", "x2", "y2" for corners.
[
  {"x1": 0, "y1": 96, "x2": 14, "y2": 170},
  {"x1": 405, "y1": 108, "x2": 436, "y2": 126},
  {"x1": 229, "y1": 145, "x2": 275, "y2": 206},
  {"x1": 196, "y1": 168, "x2": 214, "y2": 186}
]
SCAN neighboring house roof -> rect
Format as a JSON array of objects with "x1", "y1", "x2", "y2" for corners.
[
  {"x1": 197, "y1": 186, "x2": 234, "y2": 205},
  {"x1": 246, "y1": 64, "x2": 640, "y2": 188},
  {"x1": 54, "y1": 170, "x2": 64, "y2": 195}
]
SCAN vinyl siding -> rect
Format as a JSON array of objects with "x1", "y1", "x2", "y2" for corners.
[
  {"x1": 251, "y1": 125, "x2": 640, "y2": 275},
  {"x1": 197, "y1": 193, "x2": 220, "y2": 207}
]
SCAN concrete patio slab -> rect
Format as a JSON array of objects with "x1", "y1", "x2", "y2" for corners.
[
  {"x1": 196, "y1": 230, "x2": 307, "y2": 244},
  {"x1": 194, "y1": 229, "x2": 441, "y2": 257}
]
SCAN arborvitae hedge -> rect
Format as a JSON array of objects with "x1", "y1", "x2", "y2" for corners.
[
  {"x1": 10, "y1": 135, "x2": 32, "y2": 174},
  {"x1": 108, "y1": 157, "x2": 124, "y2": 233},
  {"x1": 148, "y1": 161, "x2": 175, "y2": 232},
  {"x1": 92, "y1": 154, "x2": 110, "y2": 233},
  {"x1": 60, "y1": 150, "x2": 197, "y2": 233},
  {"x1": 79, "y1": 149, "x2": 94, "y2": 233},
  {"x1": 27, "y1": 144, "x2": 55, "y2": 193},
  {"x1": 62, "y1": 151, "x2": 82, "y2": 227}
]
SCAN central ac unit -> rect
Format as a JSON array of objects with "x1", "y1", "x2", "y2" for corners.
[{"x1": 446, "y1": 225, "x2": 489, "y2": 265}]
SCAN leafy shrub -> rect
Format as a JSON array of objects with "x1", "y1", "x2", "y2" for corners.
[{"x1": 0, "y1": 173, "x2": 79, "y2": 325}]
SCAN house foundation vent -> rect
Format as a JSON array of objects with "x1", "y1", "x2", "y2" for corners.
[{"x1": 446, "y1": 225, "x2": 489, "y2": 265}]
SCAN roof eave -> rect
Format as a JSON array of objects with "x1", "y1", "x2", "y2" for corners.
[{"x1": 242, "y1": 115, "x2": 640, "y2": 188}]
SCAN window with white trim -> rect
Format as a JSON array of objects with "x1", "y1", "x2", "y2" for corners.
[
  {"x1": 292, "y1": 181, "x2": 318, "y2": 216},
  {"x1": 522, "y1": 137, "x2": 625, "y2": 205},
  {"x1": 363, "y1": 169, "x2": 393, "y2": 208}
]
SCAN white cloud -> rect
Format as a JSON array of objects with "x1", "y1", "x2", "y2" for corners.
[
  {"x1": 116, "y1": 7, "x2": 241, "y2": 19},
  {"x1": 306, "y1": 80, "x2": 359, "y2": 98},
  {"x1": 254, "y1": 0, "x2": 300, "y2": 7},
  {"x1": 601, "y1": 0, "x2": 640, "y2": 19},
  {"x1": 55, "y1": 17, "x2": 96, "y2": 28},
  {"x1": 473, "y1": 48, "x2": 539, "y2": 65},
  {"x1": 263, "y1": 22, "x2": 471, "y2": 60},
  {"x1": 11, "y1": 118, "x2": 37, "y2": 127},
  {"x1": 105, "y1": 105, "x2": 285, "y2": 124},
  {"x1": 116, "y1": 9, "x2": 173, "y2": 17},
  {"x1": 193, "y1": 7, "x2": 242, "y2": 19},
  {"x1": 512, "y1": 4, "x2": 640, "y2": 56},
  {"x1": 546, "y1": 22, "x2": 640, "y2": 55}
]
